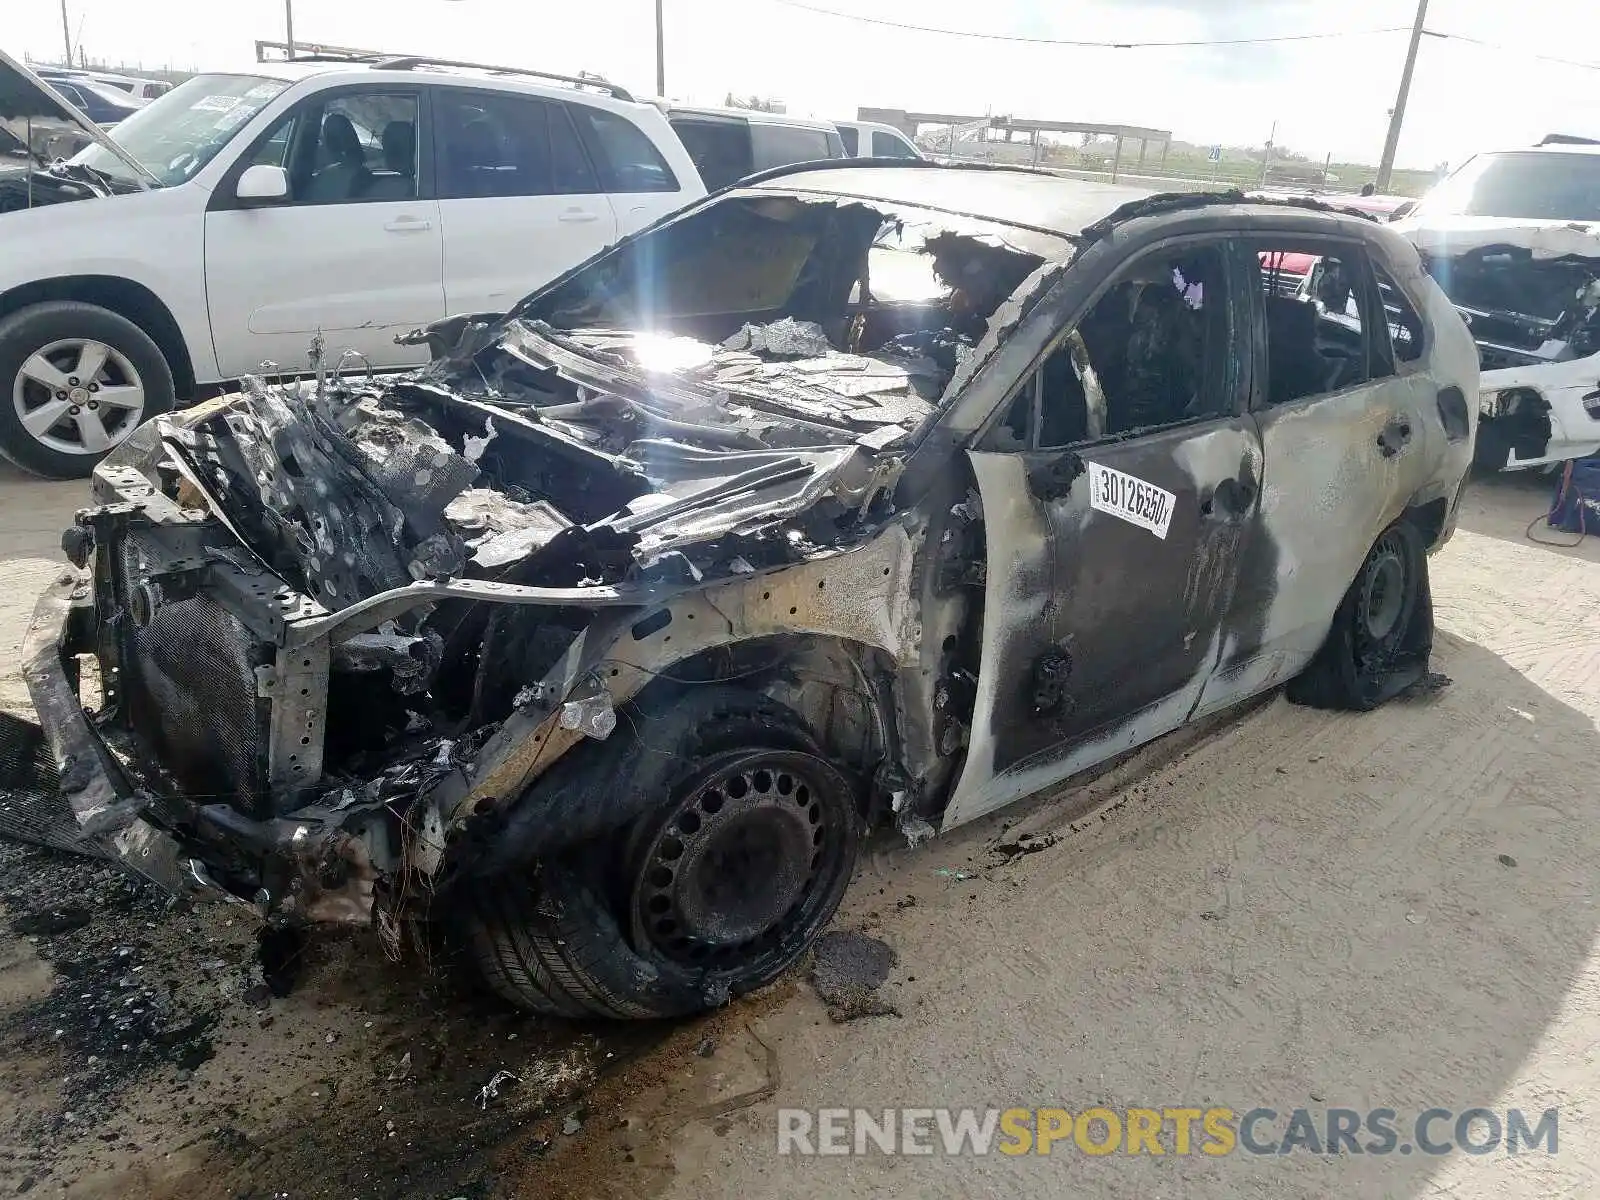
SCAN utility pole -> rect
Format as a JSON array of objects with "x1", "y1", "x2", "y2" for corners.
[
  {"x1": 285, "y1": 0, "x2": 297, "y2": 57},
  {"x1": 59, "y1": 0, "x2": 73, "y2": 66},
  {"x1": 654, "y1": 0, "x2": 665, "y2": 96},
  {"x1": 1259, "y1": 120, "x2": 1276, "y2": 187},
  {"x1": 1376, "y1": 0, "x2": 1428, "y2": 191}
]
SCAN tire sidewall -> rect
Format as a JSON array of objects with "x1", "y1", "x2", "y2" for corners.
[
  {"x1": 470, "y1": 686, "x2": 866, "y2": 1018},
  {"x1": 0, "y1": 302, "x2": 175, "y2": 479}
]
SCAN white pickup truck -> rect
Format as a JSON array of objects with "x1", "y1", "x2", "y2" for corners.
[{"x1": 0, "y1": 51, "x2": 705, "y2": 477}]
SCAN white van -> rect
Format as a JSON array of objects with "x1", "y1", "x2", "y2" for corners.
[
  {"x1": 832, "y1": 120, "x2": 923, "y2": 161},
  {"x1": 665, "y1": 106, "x2": 847, "y2": 191}
]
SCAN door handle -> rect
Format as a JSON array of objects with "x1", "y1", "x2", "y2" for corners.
[
  {"x1": 383, "y1": 216, "x2": 432, "y2": 233},
  {"x1": 558, "y1": 209, "x2": 600, "y2": 223},
  {"x1": 1377, "y1": 417, "x2": 1413, "y2": 458},
  {"x1": 1200, "y1": 470, "x2": 1258, "y2": 520}
]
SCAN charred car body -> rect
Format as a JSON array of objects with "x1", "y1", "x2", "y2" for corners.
[
  {"x1": 1394, "y1": 141, "x2": 1600, "y2": 470},
  {"x1": 14, "y1": 166, "x2": 1477, "y2": 1018}
]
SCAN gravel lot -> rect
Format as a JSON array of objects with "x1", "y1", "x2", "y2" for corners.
[{"x1": 2, "y1": 458, "x2": 1598, "y2": 1199}]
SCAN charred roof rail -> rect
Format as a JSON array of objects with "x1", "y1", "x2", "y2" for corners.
[
  {"x1": 1076, "y1": 188, "x2": 1378, "y2": 244},
  {"x1": 1538, "y1": 133, "x2": 1600, "y2": 147},
  {"x1": 370, "y1": 56, "x2": 634, "y2": 101},
  {"x1": 735, "y1": 157, "x2": 1061, "y2": 190},
  {"x1": 1079, "y1": 189, "x2": 1248, "y2": 243}
]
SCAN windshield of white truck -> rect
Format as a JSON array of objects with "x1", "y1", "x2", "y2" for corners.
[{"x1": 1416, "y1": 151, "x2": 1600, "y2": 222}]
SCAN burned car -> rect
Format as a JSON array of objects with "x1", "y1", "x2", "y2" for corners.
[
  {"x1": 1394, "y1": 140, "x2": 1600, "y2": 470},
  {"x1": 12, "y1": 166, "x2": 1477, "y2": 1019}
]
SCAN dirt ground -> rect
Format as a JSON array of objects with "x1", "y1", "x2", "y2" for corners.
[{"x1": 2, "y1": 457, "x2": 1599, "y2": 1199}]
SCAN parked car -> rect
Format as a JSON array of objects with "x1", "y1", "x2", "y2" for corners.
[
  {"x1": 833, "y1": 119, "x2": 923, "y2": 160},
  {"x1": 35, "y1": 71, "x2": 144, "y2": 126},
  {"x1": 1252, "y1": 189, "x2": 1415, "y2": 297},
  {"x1": 0, "y1": 50, "x2": 705, "y2": 478},
  {"x1": 34, "y1": 67, "x2": 171, "y2": 104},
  {"x1": 11, "y1": 162, "x2": 1476, "y2": 1019},
  {"x1": 1393, "y1": 140, "x2": 1600, "y2": 470},
  {"x1": 664, "y1": 105, "x2": 845, "y2": 191}
]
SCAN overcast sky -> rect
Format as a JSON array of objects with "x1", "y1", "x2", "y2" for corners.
[{"x1": 7, "y1": 0, "x2": 1600, "y2": 167}]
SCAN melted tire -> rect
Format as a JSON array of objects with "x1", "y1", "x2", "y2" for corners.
[
  {"x1": 463, "y1": 687, "x2": 862, "y2": 1019},
  {"x1": 1288, "y1": 519, "x2": 1432, "y2": 711}
]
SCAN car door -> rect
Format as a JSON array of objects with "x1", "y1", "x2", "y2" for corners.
[
  {"x1": 1197, "y1": 236, "x2": 1440, "y2": 710},
  {"x1": 945, "y1": 235, "x2": 1264, "y2": 827},
  {"x1": 668, "y1": 113, "x2": 755, "y2": 192},
  {"x1": 565, "y1": 101, "x2": 691, "y2": 238},
  {"x1": 869, "y1": 129, "x2": 920, "y2": 160},
  {"x1": 433, "y1": 87, "x2": 619, "y2": 315},
  {"x1": 748, "y1": 121, "x2": 844, "y2": 170},
  {"x1": 204, "y1": 85, "x2": 443, "y2": 378}
]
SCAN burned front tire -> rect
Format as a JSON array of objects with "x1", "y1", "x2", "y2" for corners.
[
  {"x1": 1288, "y1": 518, "x2": 1431, "y2": 711},
  {"x1": 464, "y1": 688, "x2": 862, "y2": 1019}
]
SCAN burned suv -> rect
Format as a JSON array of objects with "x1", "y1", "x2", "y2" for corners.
[{"x1": 13, "y1": 167, "x2": 1477, "y2": 1019}]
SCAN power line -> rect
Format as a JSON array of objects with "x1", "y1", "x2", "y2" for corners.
[
  {"x1": 1424, "y1": 29, "x2": 1600, "y2": 72},
  {"x1": 765, "y1": 0, "x2": 1410, "y2": 48}
]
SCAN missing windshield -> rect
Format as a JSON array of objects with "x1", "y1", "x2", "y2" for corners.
[{"x1": 429, "y1": 193, "x2": 1058, "y2": 447}]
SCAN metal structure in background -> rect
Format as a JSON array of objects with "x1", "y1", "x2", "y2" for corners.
[
  {"x1": 254, "y1": 39, "x2": 396, "y2": 62},
  {"x1": 59, "y1": 0, "x2": 73, "y2": 66},
  {"x1": 1376, "y1": 0, "x2": 1429, "y2": 191},
  {"x1": 859, "y1": 107, "x2": 1171, "y2": 183},
  {"x1": 655, "y1": 0, "x2": 666, "y2": 95}
]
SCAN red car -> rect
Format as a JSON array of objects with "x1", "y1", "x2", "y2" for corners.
[{"x1": 1255, "y1": 191, "x2": 1415, "y2": 294}]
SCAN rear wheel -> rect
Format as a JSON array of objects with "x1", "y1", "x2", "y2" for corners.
[
  {"x1": 0, "y1": 301, "x2": 174, "y2": 479},
  {"x1": 464, "y1": 688, "x2": 862, "y2": 1019},
  {"x1": 1288, "y1": 519, "x2": 1431, "y2": 711}
]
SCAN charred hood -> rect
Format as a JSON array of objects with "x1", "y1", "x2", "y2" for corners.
[
  {"x1": 1404, "y1": 219, "x2": 1600, "y2": 366},
  {"x1": 139, "y1": 190, "x2": 1064, "y2": 611}
]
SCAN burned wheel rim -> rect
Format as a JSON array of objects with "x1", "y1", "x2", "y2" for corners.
[
  {"x1": 11, "y1": 337, "x2": 145, "y2": 457},
  {"x1": 1349, "y1": 526, "x2": 1420, "y2": 691},
  {"x1": 1359, "y1": 531, "x2": 1409, "y2": 643},
  {"x1": 630, "y1": 749, "x2": 856, "y2": 981}
]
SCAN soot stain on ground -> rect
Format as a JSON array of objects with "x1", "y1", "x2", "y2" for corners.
[
  {"x1": 809, "y1": 931, "x2": 900, "y2": 1022},
  {"x1": 0, "y1": 839, "x2": 659, "y2": 1199}
]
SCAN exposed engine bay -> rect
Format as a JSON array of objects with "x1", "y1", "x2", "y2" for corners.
[{"x1": 1405, "y1": 222, "x2": 1600, "y2": 470}]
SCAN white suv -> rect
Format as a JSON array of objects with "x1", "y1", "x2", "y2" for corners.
[{"x1": 0, "y1": 52, "x2": 704, "y2": 477}]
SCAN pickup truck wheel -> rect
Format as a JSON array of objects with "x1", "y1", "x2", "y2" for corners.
[
  {"x1": 1288, "y1": 519, "x2": 1430, "y2": 711},
  {"x1": 464, "y1": 688, "x2": 862, "y2": 1019},
  {"x1": 0, "y1": 301, "x2": 174, "y2": 479}
]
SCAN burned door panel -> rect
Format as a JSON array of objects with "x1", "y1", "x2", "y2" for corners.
[
  {"x1": 1203, "y1": 238, "x2": 1439, "y2": 707},
  {"x1": 1205, "y1": 374, "x2": 1432, "y2": 703},
  {"x1": 948, "y1": 415, "x2": 1263, "y2": 827}
]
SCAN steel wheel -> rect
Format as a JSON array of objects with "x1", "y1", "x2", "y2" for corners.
[
  {"x1": 1359, "y1": 531, "x2": 1408, "y2": 641},
  {"x1": 12, "y1": 337, "x2": 146, "y2": 457},
  {"x1": 629, "y1": 748, "x2": 856, "y2": 981},
  {"x1": 1354, "y1": 526, "x2": 1415, "y2": 662}
]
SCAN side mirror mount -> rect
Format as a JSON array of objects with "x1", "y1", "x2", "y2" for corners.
[{"x1": 235, "y1": 164, "x2": 288, "y2": 203}]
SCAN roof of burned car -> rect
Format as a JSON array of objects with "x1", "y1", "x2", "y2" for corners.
[
  {"x1": 745, "y1": 163, "x2": 1155, "y2": 243},
  {"x1": 742, "y1": 164, "x2": 1398, "y2": 248}
]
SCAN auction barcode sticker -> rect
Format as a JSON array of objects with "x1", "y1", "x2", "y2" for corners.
[{"x1": 1086, "y1": 461, "x2": 1176, "y2": 539}]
